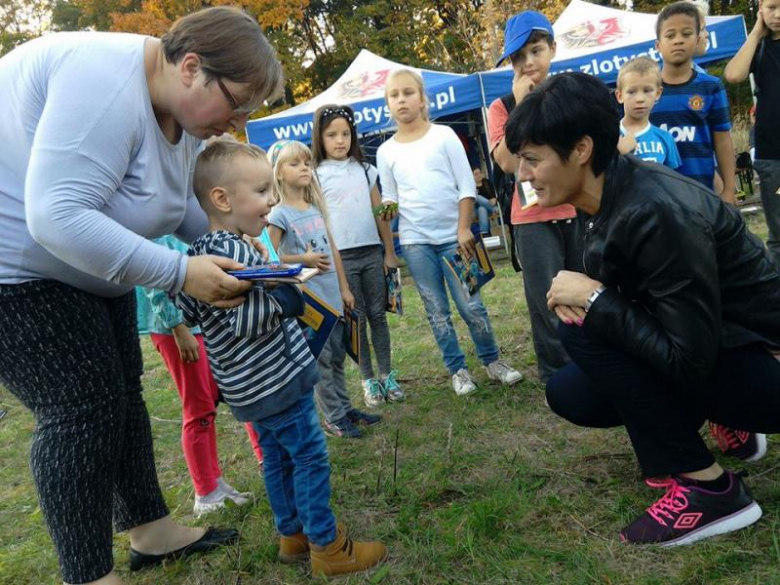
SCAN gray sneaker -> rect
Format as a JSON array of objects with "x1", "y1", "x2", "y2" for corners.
[
  {"x1": 485, "y1": 360, "x2": 523, "y2": 385},
  {"x1": 452, "y1": 369, "x2": 477, "y2": 396}
]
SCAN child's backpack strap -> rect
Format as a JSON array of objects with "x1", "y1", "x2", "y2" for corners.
[{"x1": 499, "y1": 92, "x2": 516, "y2": 115}]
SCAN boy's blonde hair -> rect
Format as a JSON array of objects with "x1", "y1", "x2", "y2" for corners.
[
  {"x1": 385, "y1": 69, "x2": 430, "y2": 122},
  {"x1": 268, "y1": 140, "x2": 330, "y2": 224},
  {"x1": 617, "y1": 56, "x2": 662, "y2": 90},
  {"x1": 193, "y1": 140, "x2": 269, "y2": 210}
]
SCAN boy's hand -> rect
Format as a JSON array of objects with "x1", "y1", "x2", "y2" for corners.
[
  {"x1": 183, "y1": 255, "x2": 252, "y2": 309},
  {"x1": 720, "y1": 188, "x2": 738, "y2": 206},
  {"x1": 457, "y1": 227, "x2": 476, "y2": 260},
  {"x1": 618, "y1": 133, "x2": 638, "y2": 155},
  {"x1": 242, "y1": 234, "x2": 270, "y2": 262},
  {"x1": 302, "y1": 243, "x2": 331, "y2": 271},
  {"x1": 751, "y1": 5, "x2": 769, "y2": 39},
  {"x1": 172, "y1": 324, "x2": 200, "y2": 363},
  {"x1": 512, "y1": 73, "x2": 536, "y2": 105}
]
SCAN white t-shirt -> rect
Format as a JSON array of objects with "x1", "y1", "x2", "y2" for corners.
[
  {"x1": 376, "y1": 124, "x2": 475, "y2": 245},
  {"x1": 0, "y1": 32, "x2": 207, "y2": 296},
  {"x1": 316, "y1": 159, "x2": 380, "y2": 251}
]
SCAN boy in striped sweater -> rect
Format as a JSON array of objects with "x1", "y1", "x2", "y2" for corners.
[{"x1": 178, "y1": 141, "x2": 387, "y2": 577}]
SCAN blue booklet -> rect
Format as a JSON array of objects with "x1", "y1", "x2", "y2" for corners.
[
  {"x1": 229, "y1": 263, "x2": 318, "y2": 283},
  {"x1": 443, "y1": 226, "x2": 495, "y2": 296},
  {"x1": 297, "y1": 286, "x2": 340, "y2": 359}
]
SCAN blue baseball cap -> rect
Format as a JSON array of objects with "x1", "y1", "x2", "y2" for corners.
[{"x1": 496, "y1": 11, "x2": 554, "y2": 67}]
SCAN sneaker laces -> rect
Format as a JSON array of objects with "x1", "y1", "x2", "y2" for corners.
[
  {"x1": 645, "y1": 478, "x2": 692, "y2": 527},
  {"x1": 366, "y1": 378, "x2": 384, "y2": 398},
  {"x1": 384, "y1": 370, "x2": 400, "y2": 392},
  {"x1": 709, "y1": 423, "x2": 747, "y2": 453}
]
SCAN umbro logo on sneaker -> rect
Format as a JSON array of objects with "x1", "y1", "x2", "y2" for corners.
[{"x1": 673, "y1": 512, "x2": 703, "y2": 530}]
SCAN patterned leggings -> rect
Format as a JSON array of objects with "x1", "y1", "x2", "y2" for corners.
[{"x1": 0, "y1": 280, "x2": 169, "y2": 583}]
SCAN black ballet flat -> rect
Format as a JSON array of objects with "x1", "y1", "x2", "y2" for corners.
[{"x1": 129, "y1": 526, "x2": 239, "y2": 571}]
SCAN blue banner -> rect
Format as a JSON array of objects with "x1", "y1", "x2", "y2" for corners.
[{"x1": 247, "y1": 74, "x2": 483, "y2": 149}]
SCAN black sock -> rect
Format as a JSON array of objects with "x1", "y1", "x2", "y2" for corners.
[{"x1": 687, "y1": 472, "x2": 731, "y2": 492}]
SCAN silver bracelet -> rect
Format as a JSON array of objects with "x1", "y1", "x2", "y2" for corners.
[{"x1": 584, "y1": 285, "x2": 606, "y2": 312}]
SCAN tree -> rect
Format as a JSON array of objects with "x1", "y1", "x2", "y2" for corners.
[{"x1": 0, "y1": 0, "x2": 52, "y2": 56}]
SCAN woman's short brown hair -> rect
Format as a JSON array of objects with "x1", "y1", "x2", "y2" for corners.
[{"x1": 161, "y1": 6, "x2": 283, "y2": 108}]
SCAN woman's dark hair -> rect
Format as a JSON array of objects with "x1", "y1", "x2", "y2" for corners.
[
  {"x1": 504, "y1": 72, "x2": 619, "y2": 177},
  {"x1": 311, "y1": 104, "x2": 364, "y2": 164}
]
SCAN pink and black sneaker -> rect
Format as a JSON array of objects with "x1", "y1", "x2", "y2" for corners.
[
  {"x1": 620, "y1": 471, "x2": 762, "y2": 547},
  {"x1": 709, "y1": 423, "x2": 767, "y2": 462}
]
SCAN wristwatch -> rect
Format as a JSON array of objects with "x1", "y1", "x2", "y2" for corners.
[{"x1": 584, "y1": 285, "x2": 606, "y2": 312}]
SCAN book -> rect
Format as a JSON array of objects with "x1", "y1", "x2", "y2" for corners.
[
  {"x1": 519, "y1": 181, "x2": 539, "y2": 210},
  {"x1": 443, "y1": 226, "x2": 495, "y2": 296},
  {"x1": 385, "y1": 267, "x2": 403, "y2": 315},
  {"x1": 229, "y1": 263, "x2": 319, "y2": 284},
  {"x1": 297, "y1": 287, "x2": 340, "y2": 359},
  {"x1": 342, "y1": 308, "x2": 361, "y2": 365}
]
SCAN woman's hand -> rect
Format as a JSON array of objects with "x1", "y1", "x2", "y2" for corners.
[
  {"x1": 342, "y1": 288, "x2": 355, "y2": 312},
  {"x1": 553, "y1": 304, "x2": 587, "y2": 326},
  {"x1": 172, "y1": 324, "x2": 200, "y2": 363},
  {"x1": 302, "y1": 243, "x2": 331, "y2": 271},
  {"x1": 242, "y1": 234, "x2": 270, "y2": 262},
  {"x1": 183, "y1": 255, "x2": 253, "y2": 309},
  {"x1": 546, "y1": 270, "x2": 603, "y2": 310},
  {"x1": 457, "y1": 226, "x2": 477, "y2": 260}
]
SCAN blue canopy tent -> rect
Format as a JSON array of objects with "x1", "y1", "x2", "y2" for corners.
[{"x1": 246, "y1": 49, "x2": 486, "y2": 149}]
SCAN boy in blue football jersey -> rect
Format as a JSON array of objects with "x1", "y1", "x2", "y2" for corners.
[
  {"x1": 617, "y1": 56, "x2": 681, "y2": 169},
  {"x1": 650, "y1": 1, "x2": 737, "y2": 204}
]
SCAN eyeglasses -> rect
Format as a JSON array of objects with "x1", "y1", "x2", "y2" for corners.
[{"x1": 216, "y1": 77, "x2": 258, "y2": 116}]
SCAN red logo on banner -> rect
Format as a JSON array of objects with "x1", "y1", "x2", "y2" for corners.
[
  {"x1": 560, "y1": 17, "x2": 628, "y2": 49},
  {"x1": 337, "y1": 70, "x2": 391, "y2": 99}
]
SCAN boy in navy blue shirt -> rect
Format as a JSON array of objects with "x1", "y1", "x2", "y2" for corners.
[
  {"x1": 650, "y1": 1, "x2": 737, "y2": 204},
  {"x1": 617, "y1": 56, "x2": 681, "y2": 169}
]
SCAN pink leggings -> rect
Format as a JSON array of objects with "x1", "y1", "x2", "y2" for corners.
[{"x1": 151, "y1": 333, "x2": 262, "y2": 495}]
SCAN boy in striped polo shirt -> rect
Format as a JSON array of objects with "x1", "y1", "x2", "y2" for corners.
[
  {"x1": 178, "y1": 141, "x2": 387, "y2": 577},
  {"x1": 650, "y1": 1, "x2": 737, "y2": 204}
]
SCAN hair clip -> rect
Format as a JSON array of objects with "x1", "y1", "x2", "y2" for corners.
[{"x1": 321, "y1": 107, "x2": 355, "y2": 126}]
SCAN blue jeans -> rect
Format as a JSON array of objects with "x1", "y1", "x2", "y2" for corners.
[
  {"x1": 402, "y1": 241, "x2": 499, "y2": 374},
  {"x1": 474, "y1": 195, "x2": 496, "y2": 235},
  {"x1": 253, "y1": 391, "x2": 336, "y2": 546}
]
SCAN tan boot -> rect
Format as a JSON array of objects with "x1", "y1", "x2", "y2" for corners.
[
  {"x1": 310, "y1": 524, "x2": 388, "y2": 577},
  {"x1": 278, "y1": 522, "x2": 347, "y2": 564},
  {"x1": 279, "y1": 531, "x2": 309, "y2": 563}
]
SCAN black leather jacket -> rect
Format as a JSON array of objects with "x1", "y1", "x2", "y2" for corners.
[{"x1": 583, "y1": 155, "x2": 780, "y2": 383}]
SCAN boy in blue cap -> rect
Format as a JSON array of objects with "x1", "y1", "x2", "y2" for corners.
[{"x1": 487, "y1": 11, "x2": 583, "y2": 383}]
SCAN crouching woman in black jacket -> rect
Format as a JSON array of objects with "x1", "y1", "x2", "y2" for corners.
[{"x1": 505, "y1": 72, "x2": 780, "y2": 548}]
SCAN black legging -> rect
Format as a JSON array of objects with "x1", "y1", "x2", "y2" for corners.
[
  {"x1": 0, "y1": 280, "x2": 168, "y2": 583},
  {"x1": 547, "y1": 322, "x2": 780, "y2": 478}
]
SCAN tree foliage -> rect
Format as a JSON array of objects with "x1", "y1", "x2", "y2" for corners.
[{"x1": 1, "y1": 0, "x2": 53, "y2": 56}]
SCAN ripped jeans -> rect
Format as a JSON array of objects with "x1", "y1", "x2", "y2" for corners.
[{"x1": 402, "y1": 241, "x2": 499, "y2": 374}]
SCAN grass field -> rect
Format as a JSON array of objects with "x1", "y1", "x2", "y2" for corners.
[{"x1": 1, "y1": 213, "x2": 778, "y2": 585}]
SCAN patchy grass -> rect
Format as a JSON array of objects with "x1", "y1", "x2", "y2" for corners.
[{"x1": 0, "y1": 213, "x2": 777, "y2": 585}]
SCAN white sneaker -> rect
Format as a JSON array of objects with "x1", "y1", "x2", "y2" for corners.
[
  {"x1": 217, "y1": 477, "x2": 253, "y2": 506},
  {"x1": 485, "y1": 360, "x2": 523, "y2": 385},
  {"x1": 452, "y1": 369, "x2": 477, "y2": 396},
  {"x1": 193, "y1": 494, "x2": 227, "y2": 517}
]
